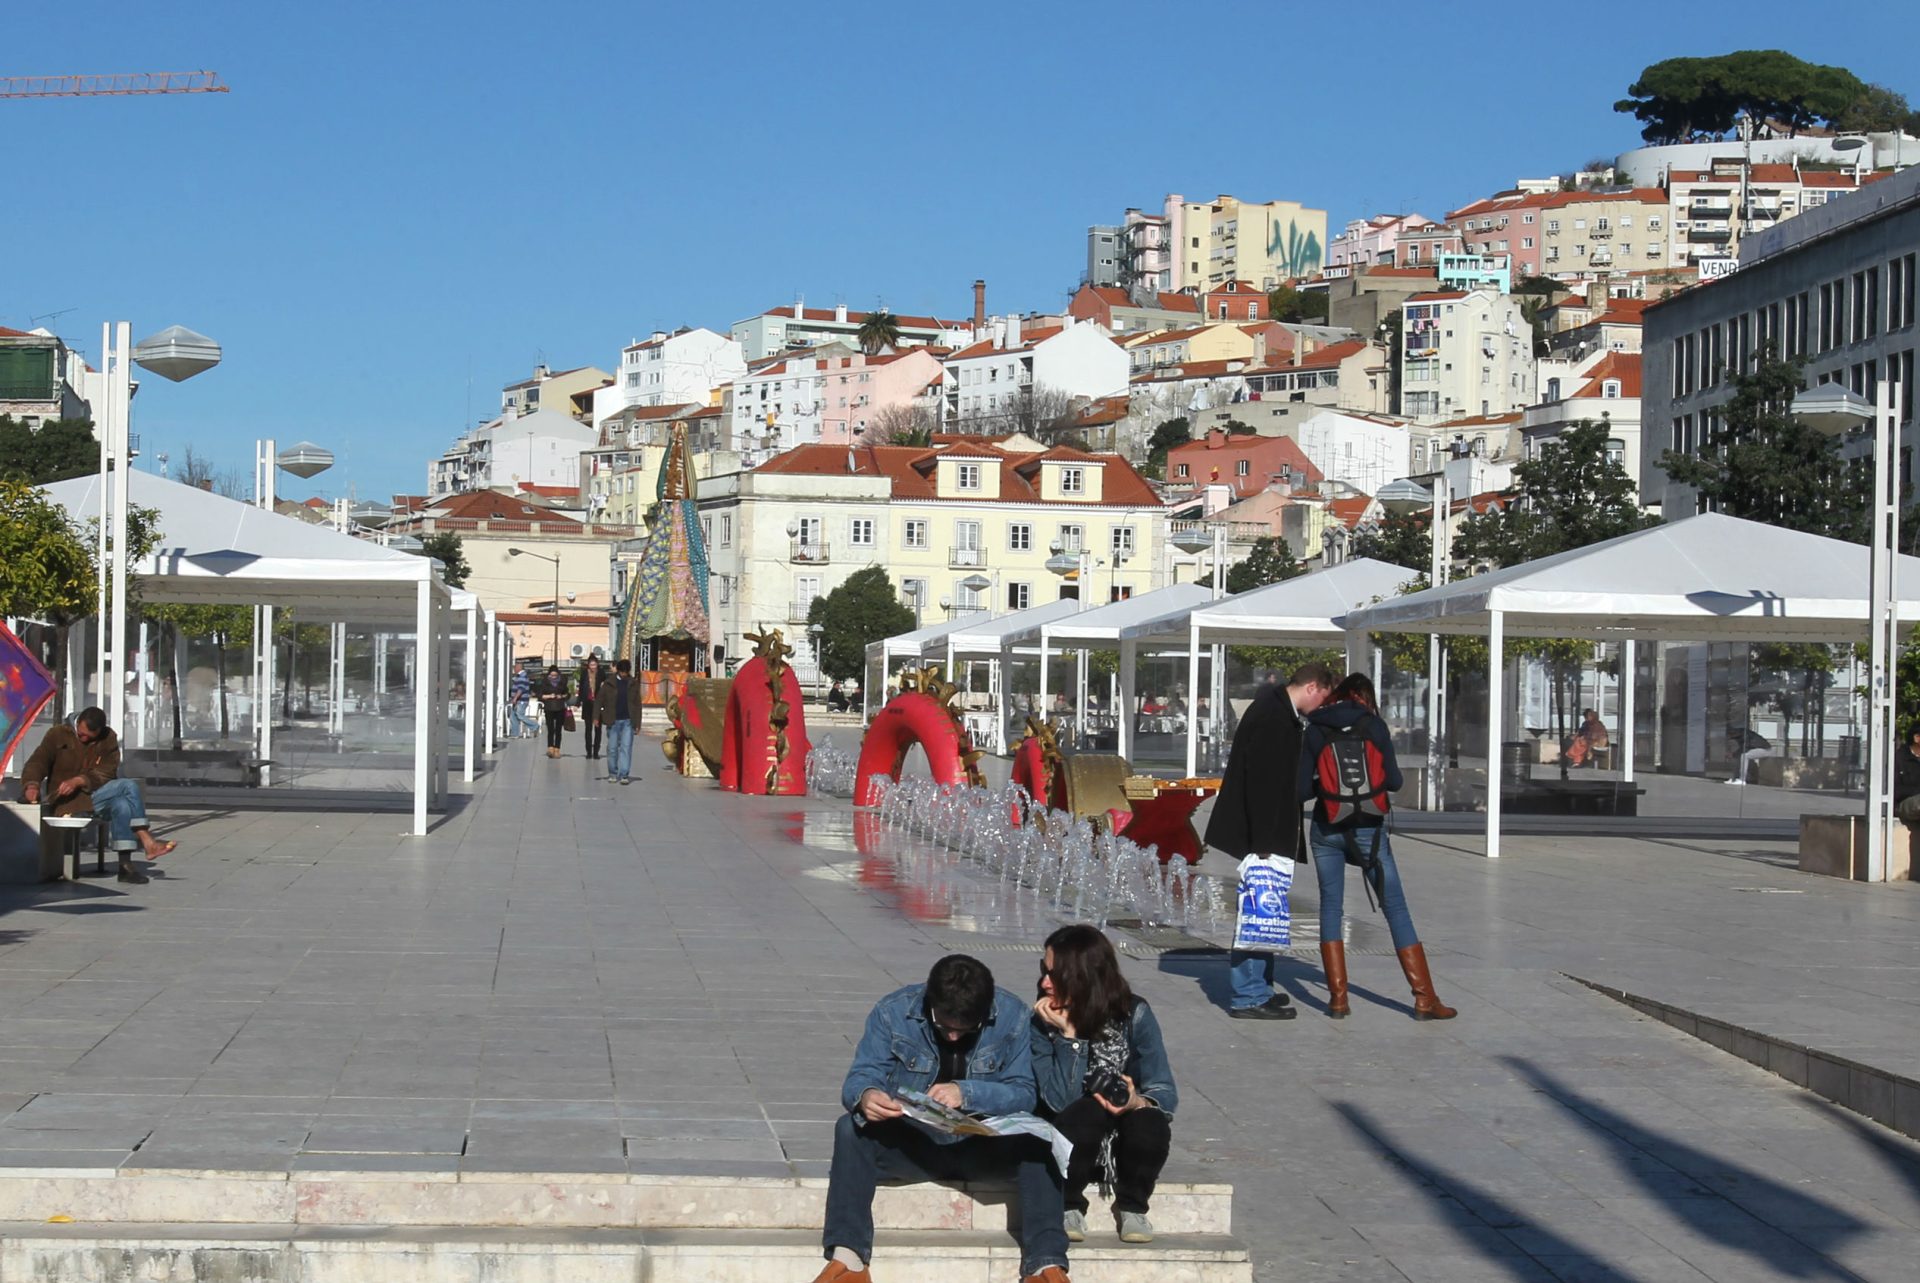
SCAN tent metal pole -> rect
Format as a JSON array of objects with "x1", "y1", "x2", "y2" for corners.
[
  {"x1": 1119, "y1": 637, "x2": 1138, "y2": 764},
  {"x1": 1076, "y1": 648, "x2": 1088, "y2": 746},
  {"x1": 412, "y1": 580, "x2": 431, "y2": 836},
  {"x1": 1621, "y1": 638, "x2": 1636, "y2": 784},
  {"x1": 1037, "y1": 632, "x2": 1051, "y2": 727},
  {"x1": 462, "y1": 604, "x2": 477, "y2": 783},
  {"x1": 1486, "y1": 611, "x2": 1504, "y2": 860},
  {"x1": 436, "y1": 591, "x2": 451, "y2": 803},
  {"x1": 1184, "y1": 622, "x2": 1202, "y2": 778},
  {"x1": 259, "y1": 605, "x2": 275, "y2": 787}
]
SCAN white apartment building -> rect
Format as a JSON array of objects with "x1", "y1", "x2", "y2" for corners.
[
  {"x1": 941, "y1": 317, "x2": 1128, "y2": 428},
  {"x1": 729, "y1": 346, "x2": 945, "y2": 452},
  {"x1": 605, "y1": 327, "x2": 744, "y2": 421},
  {"x1": 730, "y1": 300, "x2": 972, "y2": 362},
  {"x1": 429, "y1": 407, "x2": 598, "y2": 497},
  {"x1": 1399, "y1": 289, "x2": 1538, "y2": 422},
  {"x1": 1523, "y1": 351, "x2": 1645, "y2": 499},
  {"x1": 1289, "y1": 410, "x2": 1412, "y2": 497}
]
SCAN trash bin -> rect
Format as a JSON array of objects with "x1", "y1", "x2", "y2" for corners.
[{"x1": 1501, "y1": 741, "x2": 1533, "y2": 789}]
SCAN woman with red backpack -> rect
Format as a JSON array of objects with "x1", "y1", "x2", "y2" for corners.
[{"x1": 1298, "y1": 673, "x2": 1456, "y2": 1022}]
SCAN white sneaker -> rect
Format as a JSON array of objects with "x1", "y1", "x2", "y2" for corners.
[
  {"x1": 1726, "y1": 778, "x2": 1747, "y2": 786},
  {"x1": 1062, "y1": 1210, "x2": 1085, "y2": 1242},
  {"x1": 1118, "y1": 1211, "x2": 1154, "y2": 1243}
]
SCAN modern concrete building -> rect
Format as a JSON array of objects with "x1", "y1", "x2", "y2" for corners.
[
  {"x1": 1399, "y1": 288, "x2": 1538, "y2": 421},
  {"x1": 500, "y1": 363, "x2": 612, "y2": 423},
  {"x1": 1665, "y1": 161, "x2": 1877, "y2": 271},
  {"x1": 611, "y1": 327, "x2": 744, "y2": 414},
  {"x1": 730, "y1": 300, "x2": 972, "y2": 361},
  {"x1": 1165, "y1": 194, "x2": 1328, "y2": 291},
  {"x1": 940, "y1": 318, "x2": 1128, "y2": 431},
  {"x1": 1643, "y1": 165, "x2": 1920, "y2": 515},
  {"x1": 0, "y1": 325, "x2": 92, "y2": 427},
  {"x1": 429, "y1": 408, "x2": 599, "y2": 497},
  {"x1": 1086, "y1": 225, "x2": 1123, "y2": 288}
]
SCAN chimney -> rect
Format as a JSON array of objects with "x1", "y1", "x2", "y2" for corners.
[
  {"x1": 793, "y1": 296, "x2": 805, "y2": 320},
  {"x1": 650, "y1": 330, "x2": 667, "y2": 344},
  {"x1": 973, "y1": 279, "x2": 987, "y2": 329},
  {"x1": 1005, "y1": 314, "x2": 1022, "y2": 349},
  {"x1": 835, "y1": 301, "x2": 848, "y2": 324},
  {"x1": 535, "y1": 362, "x2": 550, "y2": 380},
  {"x1": 993, "y1": 318, "x2": 1008, "y2": 350}
]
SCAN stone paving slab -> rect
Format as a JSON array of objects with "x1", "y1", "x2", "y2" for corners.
[{"x1": 2, "y1": 734, "x2": 1920, "y2": 1280}]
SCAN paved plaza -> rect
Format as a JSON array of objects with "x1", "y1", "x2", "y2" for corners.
[{"x1": 2, "y1": 729, "x2": 1919, "y2": 1281}]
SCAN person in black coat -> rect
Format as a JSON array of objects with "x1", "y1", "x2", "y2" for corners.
[{"x1": 1205, "y1": 660, "x2": 1335, "y2": 1020}]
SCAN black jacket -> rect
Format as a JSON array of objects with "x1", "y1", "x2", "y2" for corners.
[
  {"x1": 1299, "y1": 701, "x2": 1404, "y2": 830},
  {"x1": 1897, "y1": 747, "x2": 1920, "y2": 805},
  {"x1": 1204, "y1": 684, "x2": 1306, "y2": 859}
]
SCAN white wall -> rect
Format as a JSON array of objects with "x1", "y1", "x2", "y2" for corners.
[{"x1": 1292, "y1": 410, "x2": 1412, "y2": 496}]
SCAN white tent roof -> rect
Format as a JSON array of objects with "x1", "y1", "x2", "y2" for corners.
[
  {"x1": 1122, "y1": 559, "x2": 1417, "y2": 649},
  {"x1": 44, "y1": 472, "x2": 440, "y2": 623},
  {"x1": 1343, "y1": 512, "x2": 1920, "y2": 642},
  {"x1": 1003, "y1": 583, "x2": 1215, "y2": 651},
  {"x1": 931, "y1": 598, "x2": 1082, "y2": 662},
  {"x1": 867, "y1": 609, "x2": 994, "y2": 665}
]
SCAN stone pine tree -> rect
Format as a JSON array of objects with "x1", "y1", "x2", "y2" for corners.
[
  {"x1": 1223, "y1": 535, "x2": 1305, "y2": 595},
  {"x1": 421, "y1": 532, "x2": 471, "y2": 588},
  {"x1": 807, "y1": 566, "x2": 914, "y2": 684}
]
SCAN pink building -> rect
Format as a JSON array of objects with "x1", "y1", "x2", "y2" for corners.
[{"x1": 1328, "y1": 214, "x2": 1439, "y2": 269}]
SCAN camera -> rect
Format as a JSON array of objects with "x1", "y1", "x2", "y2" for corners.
[{"x1": 1087, "y1": 1070, "x2": 1131, "y2": 1108}]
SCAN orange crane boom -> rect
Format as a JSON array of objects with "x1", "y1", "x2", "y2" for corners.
[{"x1": 0, "y1": 71, "x2": 228, "y2": 99}]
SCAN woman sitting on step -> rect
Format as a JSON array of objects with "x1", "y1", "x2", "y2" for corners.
[{"x1": 1030, "y1": 924, "x2": 1177, "y2": 1245}]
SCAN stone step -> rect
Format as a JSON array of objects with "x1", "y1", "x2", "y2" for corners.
[
  {"x1": 0, "y1": 1167, "x2": 1233, "y2": 1235},
  {"x1": 0, "y1": 1222, "x2": 1253, "y2": 1283}
]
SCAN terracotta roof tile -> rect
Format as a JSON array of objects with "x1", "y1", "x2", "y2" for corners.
[
  {"x1": 1571, "y1": 351, "x2": 1642, "y2": 399},
  {"x1": 753, "y1": 441, "x2": 1160, "y2": 507},
  {"x1": 944, "y1": 326, "x2": 1065, "y2": 361},
  {"x1": 756, "y1": 304, "x2": 970, "y2": 330}
]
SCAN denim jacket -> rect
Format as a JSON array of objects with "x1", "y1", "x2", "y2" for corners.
[
  {"x1": 1029, "y1": 997, "x2": 1179, "y2": 1117},
  {"x1": 841, "y1": 984, "x2": 1037, "y2": 1124}
]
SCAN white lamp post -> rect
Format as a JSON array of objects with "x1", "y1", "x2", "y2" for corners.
[
  {"x1": 97, "y1": 324, "x2": 220, "y2": 740},
  {"x1": 1793, "y1": 379, "x2": 1902, "y2": 880}
]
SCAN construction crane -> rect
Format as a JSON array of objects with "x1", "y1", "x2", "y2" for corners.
[{"x1": 0, "y1": 71, "x2": 228, "y2": 99}]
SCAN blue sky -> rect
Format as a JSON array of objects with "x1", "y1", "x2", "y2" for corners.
[{"x1": 8, "y1": 2, "x2": 1920, "y2": 500}]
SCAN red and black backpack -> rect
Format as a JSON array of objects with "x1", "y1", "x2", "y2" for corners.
[{"x1": 1313, "y1": 720, "x2": 1391, "y2": 824}]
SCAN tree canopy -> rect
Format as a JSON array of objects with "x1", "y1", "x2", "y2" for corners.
[
  {"x1": 0, "y1": 414, "x2": 99, "y2": 485},
  {"x1": 1144, "y1": 417, "x2": 1190, "y2": 479},
  {"x1": 1349, "y1": 510, "x2": 1432, "y2": 572},
  {"x1": 1266, "y1": 284, "x2": 1328, "y2": 324},
  {"x1": 1614, "y1": 51, "x2": 1874, "y2": 144},
  {"x1": 422, "y1": 531, "x2": 471, "y2": 588},
  {"x1": 855, "y1": 311, "x2": 903, "y2": 356},
  {"x1": 0, "y1": 480, "x2": 96, "y2": 620},
  {"x1": 806, "y1": 566, "x2": 914, "y2": 683},
  {"x1": 1656, "y1": 350, "x2": 1866, "y2": 541},
  {"x1": 1224, "y1": 535, "x2": 1305, "y2": 595},
  {"x1": 1454, "y1": 420, "x2": 1659, "y2": 568}
]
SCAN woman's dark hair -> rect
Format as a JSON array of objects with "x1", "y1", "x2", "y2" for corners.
[
  {"x1": 926, "y1": 954, "x2": 996, "y2": 1027},
  {"x1": 1332, "y1": 672, "x2": 1378, "y2": 713},
  {"x1": 1041, "y1": 925, "x2": 1133, "y2": 1040}
]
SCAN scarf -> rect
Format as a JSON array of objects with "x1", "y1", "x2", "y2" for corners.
[{"x1": 1085, "y1": 1015, "x2": 1132, "y2": 1197}]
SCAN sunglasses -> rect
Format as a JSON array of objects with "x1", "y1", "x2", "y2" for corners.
[{"x1": 929, "y1": 1015, "x2": 981, "y2": 1037}]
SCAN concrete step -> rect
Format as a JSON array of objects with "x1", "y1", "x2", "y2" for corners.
[
  {"x1": 0, "y1": 1166, "x2": 1233, "y2": 1234},
  {"x1": 0, "y1": 1222, "x2": 1253, "y2": 1283}
]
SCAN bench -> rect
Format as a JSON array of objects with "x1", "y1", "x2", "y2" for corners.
[
  {"x1": 0, "y1": 802, "x2": 106, "y2": 884},
  {"x1": 1798, "y1": 813, "x2": 1917, "y2": 881}
]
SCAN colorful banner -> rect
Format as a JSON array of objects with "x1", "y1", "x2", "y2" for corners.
[{"x1": 0, "y1": 622, "x2": 57, "y2": 771}]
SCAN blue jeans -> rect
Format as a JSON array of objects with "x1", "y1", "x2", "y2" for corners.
[
  {"x1": 1309, "y1": 819, "x2": 1420, "y2": 950},
  {"x1": 90, "y1": 777, "x2": 150, "y2": 852},
  {"x1": 1228, "y1": 948, "x2": 1281, "y2": 1009},
  {"x1": 823, "y1": 1114, "x2": 1067, "y2": 1276},
  {"x1": 510, "y1": 701, "x2": 537, "y2": 737},
  {"x1": 606, "y1": 719, "x2": 634, "y2": 780}
]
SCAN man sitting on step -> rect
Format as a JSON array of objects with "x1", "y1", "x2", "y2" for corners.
[
  {"x1": 19, "y1": 707, "x2": 176, "y2": 884},
  {"x1": 815, "y1": 953, "x2": 1071, "y2": 1283}
]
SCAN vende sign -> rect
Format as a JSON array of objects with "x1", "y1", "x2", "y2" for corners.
[{"x1": 1698, "y1": 258, "x2": 1738, "y2": 281}]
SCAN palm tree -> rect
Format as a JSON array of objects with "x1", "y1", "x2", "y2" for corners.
[{"x1": 856, "y1": 310, "x2": 903, "y2": 355}]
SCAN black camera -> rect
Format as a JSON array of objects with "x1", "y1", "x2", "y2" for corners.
[{"x1": 1087, "y1": 1070, "x2": 1131, "y2": 1108}]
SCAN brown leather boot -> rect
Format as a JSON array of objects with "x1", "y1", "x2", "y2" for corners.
[
  {"x1": 810, "y1": 1260, "x2": 871, "y2": 1283},
  {"x1": 1396, "y1": 943, "x2": 1456, "y2": 1020},
  {"x1": 1021, "y1": 1268, "x2": 1071, "y2": 1283},
  {"x1": 1320, "y1": 941, "x2": 1350, "y2": 1017}
]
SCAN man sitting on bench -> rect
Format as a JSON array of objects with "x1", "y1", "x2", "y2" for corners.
[{"x1": 19, "y1": 707, "x2": 175, "y2": 884}]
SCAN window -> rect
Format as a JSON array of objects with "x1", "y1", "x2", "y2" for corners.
[
  {"x1": 956, "y1": 462, "x2": 982, "y2": 490},
  {"x1": 1235, "y1": 459, "x2": 1250, "y2": 476},
  {"x1": 1620, "y1": 215, "x2": 1633, "y2": 228},
  {"x1": 1595, "y1": 217, "x2": 1610, "y2": 231},
  {"x1": 1007, "y1": 582, "x2": 1031, "y2": 610},
  {"x1": 902, "y1": 577, "x2": 927, "y2": 610},
  {"x1": 1008, "y1": 522, "x2": 1032, "y2": 552},
  {"x1": 1602, "y1": 379, "x2": 1622, "y2": 398},
  {"x1": 721, "y1": 514, "x2": 732, "y2": 546},
  {"x1": 904, "y1": 519, "x2": 928, "y2": 548},
  {"x1": 1522, "y1": 212, "x2": 1535, "y2": 224},
  {"x1": 850, "y1": 517, "x2": 875, "y2": 546},
  {"x1": 1111, "y1": 526, "x2": 1135, "y2": 559},
  {"x1": 1058, "y1": 524, "x2": 1084, "y2": 553},
  {"x1": 1175, "y1": 463, "x2": 1189, "y2": 478},
  {"x1": 1573, "y1": 218, "x2": 1587, "y2": 230},
  {"x1": 1546, "y1": 219, "x2": 1560, "y2": 233},
  {"x1": 796, "y1": 575, "x2": 821, "y2": 613},
  {"x1": 1522, "y1": 237, "x2": 1534, "y2": 249},
  {"x1": 1649, "y1": 215, "x2": 1662, "y2": 231},
  {"x1": 1060, "y1": 467, "x2": 1085, "y2": 494}
]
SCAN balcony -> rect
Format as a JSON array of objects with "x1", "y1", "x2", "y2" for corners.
[
  {"x1": 1687, "y1": 226, "x2": 1732, "y2": 244},
  {"x1": 949, "y1": 546, "x2": 987, "y2": 569},
  {"x1": 790, "y1": 540, "x2": 830, "y2": 564},
  {"x1": 1589, "y1": 225, "x2": 1612, "y2": 238},
  {"x1": 1689, "y1": 204, "x2": 1732, "y2": 220},
  {"x1": 788, "y1": 600, "x2": 816, "y2": 624}
]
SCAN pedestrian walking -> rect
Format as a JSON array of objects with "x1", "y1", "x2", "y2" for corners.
[
  {"x1": 577, "y1": 655, "x2": 605, "y2": 760},
  {"x1": 18, "y1": 707, "x2": 177, "y2": 884},
  {"x1": 536, "y1": 665, "x2": 571, "y2": 759},
  {"x1": 1030, "y1": 925, "x2": 1177, "y2": 1246},
  {"x1": 1299, "y1": 673, "x2": 1455, "y2": 1021},
  {"x1": 596, "y1": 658, "x2": 638, "y2": 785},
  {"x1": 1205, "y1": 660, "x2": 1336, "y2": 1020},
  {"x1": 508, "y1": 663, "x2": 536, "y2": 739}
]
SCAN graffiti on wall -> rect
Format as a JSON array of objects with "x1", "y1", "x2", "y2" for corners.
[{"x1": 1268, "y1": 219, "x2": 1323, "y2": 279}]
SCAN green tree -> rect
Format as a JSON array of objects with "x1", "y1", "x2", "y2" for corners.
[
  {"x1": 1350, "y1": 510, "x2": 1433, "y2": 571},
  {"x1": 1454, "y1": 420, "x2": 1658, "y2": 568},
  {"x1": 1833, "y1": 82, "x2": 1920, "y2": 135},
  {"x1": 855, "y1": 310, "x2": 903, "y2": 356},
  {"x1": 1224, "y1": 536, "x2": 1305, "y2": 595},
  {"x1": 807, "y1": 565, "x2": 914, "y2": 683},
  {"x1": 1143, "y1": 417, "x2": 1190, "y2": 479},
  {"x1": 1266, "y1": 285, "x2": 1328, "y2": 323},
  {"x1": 0, "y1": 414, "x2": 100, "y2": 484},
  {"x1": 0, "y1": 479, "x2": 96, "y2": 620},
  {"x1": 1657, "y1": 349, "x2": 1865, "y2": 539},
  {"x1": 422, "y1": 531, "x2": 471, "y2": 588},
  {"x1": 1615, "y1": 51, "x2": 1869, "y2": 143},
  {"x1": 144, "y1": 602, "x2": 254, "y2": 744}
]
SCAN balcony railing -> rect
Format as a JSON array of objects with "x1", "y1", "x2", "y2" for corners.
[
  {"x1": 1687, "y1": 226, "x2": 1732, "y2": 243},
  {"x1": 1589, "y1": 225, "x2": 1612, "y2": 238},
  {"x1": 791, "y1": 540, "x2": 830, "y2": 563},
  {"x1": 949, "y1": 546, "x2": 987, "y2": 568},
  {"x1": 1689, "y1": 204, "x2": 1732, "y2": 220},
  {"x1": 789, "y1": 600, "x2": 816, "y2": 623},
  {"x1": 0, "y1": 383, "x2": 57, "y2": 401}
]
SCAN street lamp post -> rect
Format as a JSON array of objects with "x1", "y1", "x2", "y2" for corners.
[
  {"x1": 1793, "y1": 380, "x2": 1902, "y2": 880},
  {"x1": 508, "y1": 547, "x2": 562, "y2": 663},
  {"x1": 808, "y1": 621, "x2": 826, "y2": 705},
  {"x1": 96, "y1": 324, "x2": 220, "y2": 740}
]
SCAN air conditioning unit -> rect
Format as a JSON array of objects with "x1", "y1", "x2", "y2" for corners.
[{"x1": 570, "y1": 644, "x2": 587, "y2": 658}]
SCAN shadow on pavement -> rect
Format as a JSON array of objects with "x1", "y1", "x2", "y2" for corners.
[{"x1": 1798, "y1": 1095, "x2": 1920, "y2": 1209}]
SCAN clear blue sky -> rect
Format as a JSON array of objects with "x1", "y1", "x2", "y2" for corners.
[{"x1": 8, "y1": 2, "x2": 1920, "y2": 500}]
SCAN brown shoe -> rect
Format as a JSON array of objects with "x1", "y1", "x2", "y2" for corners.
[
  {"x1": 1320, "y1": 940, "x2": 1350, "y2": 1018},
  {"x1": 809, "y1": 1262, "x2": 871, "y2": 1283},
  {"x1": 1396, "y1": 943, "x2": 1456, "y2": 1020},
  {"x1": 1021, "y1": 1267, "x2": 1071, "y2": 1283}
]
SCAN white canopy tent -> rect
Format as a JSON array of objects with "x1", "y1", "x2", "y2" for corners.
[
  {"x1": 1121, "y1": 559, "x2": 1417, "y2": 774},
  {"x1": 925, "y1": 599, "x2": 1082, "y2": 754},
  {"x1": 1342, "y1": 513, "x2": 1920, "y2": 860},
  {"x1": 863, "y1": 610, "x2": 996, "y2": 720},
  {"x1": 1000, "y1": 584, "x2": 1214, "y2": 757},
  {"x1": 43, "y1": 472, "x2": 456, "y2": 835}
]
